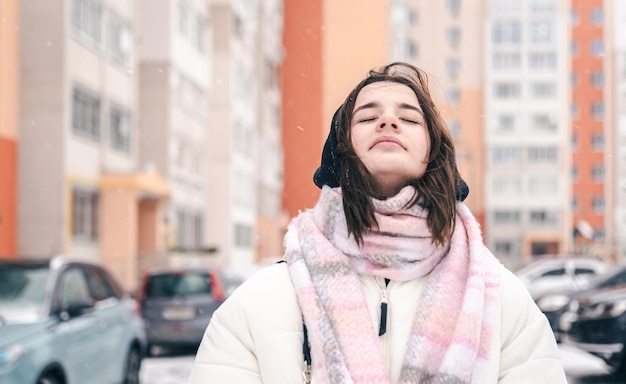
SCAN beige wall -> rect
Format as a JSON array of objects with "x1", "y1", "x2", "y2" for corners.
[{"x1": 0, "y1": 0, "x2": 18, "y2": 140}]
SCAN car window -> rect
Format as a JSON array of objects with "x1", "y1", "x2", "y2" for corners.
[
  {"x1": 574, "y1": 268, "x2": 597, "y2": 276},
  {"x1": 540, "y1": 268, "x2": 565, "y2": 277},
  {"x1": 58, "y1": 267, "x2": 92, "y2": 309},
  {"x1": 0, "y1": 264, "x2": 50, "y2": 322},
  {"x1": 145, "y1": 272, "x2": 212, "y2": 298},
  {"x1": 84, "y1": 266, "x2": 118, "y2": 301}
]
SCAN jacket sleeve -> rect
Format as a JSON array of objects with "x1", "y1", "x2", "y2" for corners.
[
  {"x1": 497, "y1": 267, "x2": 568, "y2": 383},
  {"x1": 187, "y1": 293, "x2": 263, "y2": 384},
  {"x1": 187, "y1": 263, "x2": 304, "y2": 383}
]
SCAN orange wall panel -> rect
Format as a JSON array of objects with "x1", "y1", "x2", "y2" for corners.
[{"x1": 0, "y1": 137, "x2": 16, "y2": 256}]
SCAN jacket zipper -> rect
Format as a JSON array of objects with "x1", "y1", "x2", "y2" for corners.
[{"x1": 377, "y1": 277, "x2": 391, "y2": 368}]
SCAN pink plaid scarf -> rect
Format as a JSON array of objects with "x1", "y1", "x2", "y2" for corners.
[{"x1": 285, "y1": 186, "x2": 501, "y2": 384}]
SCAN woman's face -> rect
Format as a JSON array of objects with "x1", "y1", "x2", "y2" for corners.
[{"x1": 350, "y1": 81, "x2": 430, "y2": 198}]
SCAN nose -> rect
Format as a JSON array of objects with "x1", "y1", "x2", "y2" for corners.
[{"x1": 378, "y1": 113, "x2": 398, "y2": 130}]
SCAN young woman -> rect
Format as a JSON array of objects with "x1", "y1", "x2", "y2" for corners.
[{"x1": 188, "y1": 62, "x2": 567, "y2": 383}]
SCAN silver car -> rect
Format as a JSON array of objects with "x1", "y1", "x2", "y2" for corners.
[{"x1": 0, "y1": 256, "x2": 146, "y2": 384}]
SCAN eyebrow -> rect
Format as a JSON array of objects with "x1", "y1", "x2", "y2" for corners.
[{"x1": 353, "y1": 101, "x2": 423, "y2": 115}]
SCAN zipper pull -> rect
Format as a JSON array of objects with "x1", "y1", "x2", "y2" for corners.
[{"x1": 379, "y1": 278, "x2": 390, "y2": 336}]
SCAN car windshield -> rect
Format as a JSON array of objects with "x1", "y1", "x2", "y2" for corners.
[
  {"x1": 0, "y1": 264, "x2": 50, "y2": 323},
  {"x1": 145, "y1": 272, "x2": 212, "y2": 298}
]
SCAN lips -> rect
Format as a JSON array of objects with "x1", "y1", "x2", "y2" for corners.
[{"x1": 370, "y1": 135, "x2": 405, "y2": 149}]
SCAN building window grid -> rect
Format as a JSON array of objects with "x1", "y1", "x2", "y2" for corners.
[
  {"x1": 72, "y1": 187, "x2": 99, "y2": 240},
  {"x1": 72, "y1": 86, "x2": 101, "y2": 140},
  {"x1": 591, "y1": 132, "x2": 605, "y2": 150},
  {"x1": 528, "y1": 146, "x2": 558, "y2": 164},
  {"x1": 72, "y1": 0, "x2": 102, "y2": 47},
  {"x1": 109, "y1": 105, "x2": 132, "y2": 153},
  {"x1": 592, "y1": 164, "x2": 605, "y2": 182},
  {"x1": 108, "y1": 13, "x2": 132, "y2": 67}
]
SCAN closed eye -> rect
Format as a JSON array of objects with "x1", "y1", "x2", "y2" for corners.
[{"x1": 401, "y1": 118, "x2": 422, "y2": 124}]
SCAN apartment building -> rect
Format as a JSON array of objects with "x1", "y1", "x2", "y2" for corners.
[
  {"x1": 403, "y1": 0, "x2": 487, "y2": 232},
  {"x1": 484, "y1": 0, "x2": 572, "y2": 266},
  {"x1": 255, "y1": 0, "x2": 288, "y2": 262},
  {"x1": 19, "y1": 0, "x2": 168, "y2": 290},
  {"x1": 205, "y1": 0, "x2": 262, "y2": 268},
  {"x1": 610, "y1": 1, "x2": 626, "y2": 260},
  {"x1": 138, "y1": 0, "x2": 212, "y2": 270},
  {"x1": 571, "y1": 0, "x2": 611, "y2": 259},
  {"x1": 0, "y1": 0, "x2": 18, "y2": 257}
]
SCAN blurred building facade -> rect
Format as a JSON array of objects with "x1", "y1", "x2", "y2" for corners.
[
  {"x1": 281, "y1": 0, "x2": 389, "y2": 218},
  {"x1": 13, "y1": 0, "x2": 285, "y2": 290},
  {"x1": 570, "y1": 0, "x2": 612, "y2": 259},
  {"x1": 611, "y1": 1, "x2": 626, "y2": 260},
  {"x1": 0, "y1": 0, "x2": 19, "y2": 257}
]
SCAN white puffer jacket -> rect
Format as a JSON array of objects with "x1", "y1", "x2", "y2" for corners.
[{"x1": 188, "y1": 262, "x2": 567, "y2": 383}]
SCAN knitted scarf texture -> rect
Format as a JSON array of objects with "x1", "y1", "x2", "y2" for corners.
[{"x1": 285, "y1": 186, "x2": 502, "y2": 384}]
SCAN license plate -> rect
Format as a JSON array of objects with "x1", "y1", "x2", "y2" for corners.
[{"x1": 162, "y1": 306, "x2": 195, "y2": 321}]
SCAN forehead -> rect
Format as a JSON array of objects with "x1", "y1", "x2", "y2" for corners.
[{"x1": 354, "y1": 81, "x2": 419, "y2": 106}]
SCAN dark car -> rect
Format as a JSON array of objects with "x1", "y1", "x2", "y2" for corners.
[
  {"x1": 561, "y1": 285, "x2": 626, "y2": 375},
  {"x1": 535, "y1": 263, "x2": 626, "y2": 342},
  {"x1": 137, "y1": 267, "x2": 225, "y2": 355},
  {"x1": 0, "y1": 256, "x2": 145, "y2": 384}
]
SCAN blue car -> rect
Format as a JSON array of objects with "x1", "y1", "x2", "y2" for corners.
[{"x1": 0, "y1": 256, "x2": 146, "y2": 384}]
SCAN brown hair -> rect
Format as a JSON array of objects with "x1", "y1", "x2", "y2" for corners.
[{"x1": 334, "y1": 62, "x2": 459, "y2": 247}]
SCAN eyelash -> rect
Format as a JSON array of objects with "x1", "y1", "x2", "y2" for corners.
[{"x1": 358, "y1": 117, "x2": 421, "y2": 124}]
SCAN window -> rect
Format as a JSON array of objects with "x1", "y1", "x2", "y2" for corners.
[
  {"x1": 529, "y1": 176, "x2": 557, "y2": 194},
  {"x1": 492, "y1": 147, "x2": 522, "y2": 164},
  {"x1": 528, "y1": 146, "x2": 558, "y2": 164},
  {"x1": 497, "y1": 114, "x2": 516, "y2": 132},
  {"x1": 571, "y1": 9, "x2": 579, "y2": 25},
  {"x1": 591, "y1": 71, "x2": 604, "y2": 88},
  {"x1": 109, "y1": 105, "x2": 132, "y2": 153},
  {"x1": 493, "y1": 52, "x2": 521, "y2": 70},
  {"x1": 72, "y1": 86, "x2": 100, "y2": 139},
  {"x1": 572, "y1": 165, "x2": 578, "y2": 180},
  {"x1": 85, "y1": 266, "x2": 118, "y2": 301},
  {"x1": 529, "y1": 21, "x2": 556, "y2": 44},
  {"x1": 494, "y1": 210, "x2": 521, "y2": 224},
  {"x1": 593, "y1": 228, "x2": 605, "y2": 242},
  {"x1": 493, "y1": 176, "x2": 521, "y2": 195},
  {"x1": 592, "y1": 196, "x2": 605, "y2": 213},
  {"x1": 592, "y1": 132, "x2": 604, "y2": 150},
  {"x1": 530, "y1": 210, "x2": 558, "y2": 225},
  {"x1": 529, "y1": 0, "x2": 556, "y2": 14},
  {"x1": 592, "y1": 164, "x2": 605, "y2": 181},
  {"x1": 109, "y1": 13, "x2": 132, "y2": 67},
  {"x1": 571, "y1": 41, "x2": 579, "y2": 56},
  {"x1": 572, "y1": 197, "x2": 578, "y2": 211},
  {"x1": 571, "y1": 102, "x2": 579, "y2": 119},
  {"x1": 72, "y1": 0, "x2": 102, "y2": 46},
  {"x1": 446, "y1": 0, "x2": 460, "y2": 16},
  {"x1": 447, "y1": 88, "x2": 461, "y2": 104},
  {"x1": 531, "y1": 82, "x2": 556, "y2": 98},
  {"x1": 176, "y1": 210, "x2": 204, "y2": 249},
  {"x1": 533, "y1": 114, "x2": 557, "y2": 131},
  {"x1": 571, "y1": 72, "x2": 578, "y2": 87},
  {"x1": 446, "y1": 58, "x2": 460, "y2": 78},
  {"x1": 493, "y1": 82, "x2": 521, "y2": 99},
  {"x1": 446, "y1": 27, "x2": 460, "y2": 48},
  {"x1": 492, "y1": 21, "x2": 521, "y2": 45},
  {"x1": 491, "y1": 0, "x2": 519, "y2": 13},
  {"x1": 72, "y1": 187, "x2": 99, "y2": 240},
  {"x1": 529, "y1": 52, "x2": 557, "y2": 70},
  {"x1": 590, "y1": 7, "x2": 604, "y2": 25},
  {"x1": 495, "y1": 241, "x2": 515, "y2": 256},
  {"x1": 447, "y1": 119, "x2": 461, "y2": 138},
  {"x1": 58, "y1": 267, "x2": 91, "y2": 310},
  {"x1": 590, "y1": 39, "x2": 604, "y2": 56},
  {"x1": 235, "y1": 223, "x2": 253, "y2": 247},
  {"x1": 592, "y1": 102, "x2": 604, "y2": 120}
]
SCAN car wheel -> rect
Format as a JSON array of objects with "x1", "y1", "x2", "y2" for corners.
[
  {"x1": 37, "y1": 373, "x2": 62, "y2": 384},
  {"x1": 123, "y1": 346, "x2": 141, "y2": 384}
]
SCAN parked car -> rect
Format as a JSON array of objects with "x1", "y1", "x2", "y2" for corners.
[
  {"x1": 561, "y1": 285, "x2": 626, "y2": 375},
  {"x1": 514, "y1": 256, "x2": 607, "y2": 300},
  {"x1": 0, "y1": 256, "x2": 146, "y2": 384},
  {"x1": 137, "y1": 267, "x2": 225, "y2": 355},
  {"x1": 536, "y1": 263, "x2": 626, "y2": 341}
]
